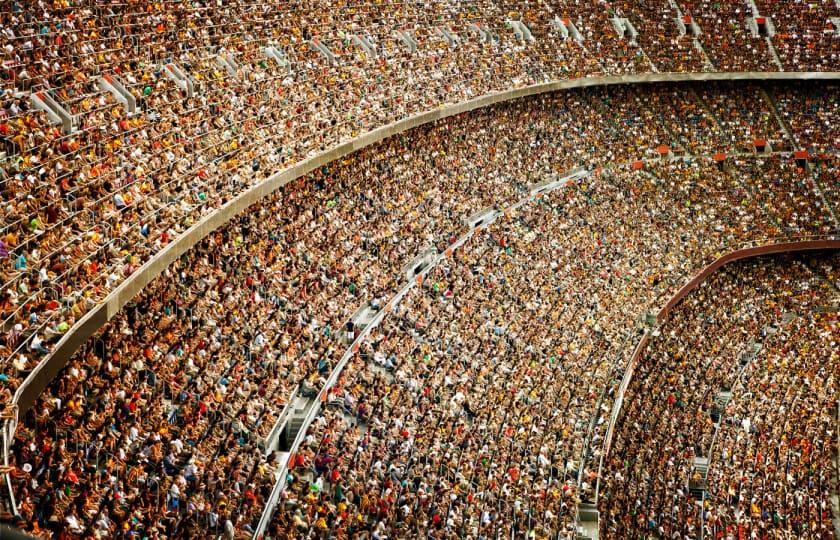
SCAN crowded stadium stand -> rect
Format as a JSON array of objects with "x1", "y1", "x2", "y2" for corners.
[
  {"x1": 0, "y1": 0, "x2": 838, "y2": 538},
  {"x1": 602, "y1": 253, "x2": 839, "y2": 539}
]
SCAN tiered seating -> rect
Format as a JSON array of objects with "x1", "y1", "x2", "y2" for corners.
[
  {"x1": 704, "y1": 297, "x2": 838, "y2": 538},
  {"x1": 2, "y1": 77, "x2": 838, "y2": 536},
  {"x1": 264, "y1": 191, "x2": 665, "y2": 538},
  {"x1": 5, "y1": 93, "x2": 578, "y2": 536},
  {"x1": 813, "y1": 156, "x2": 840, "y2": 217},
  {"x1": 613, "y1": 0, "x2": 709, "y2": 72},
  {"x1": 728, "y1": 155, "x2": 837, "y2": 236},
  {"x1": 639, "y1": 84, "x2": 734, "y2": 155},
  {"x1": 550, "y1": 0, "x2": 653, "y2": 74},
  {"x1": 698, "y1": 82, "x2": 789, "y2": 152},
  {"x1": 675, "y1": 0, "x2": 778, "y2": 70},
  {"x1": 773, "y1": 82, "x2": 839, "y2": 154},
  {"x1": 755, "y1": 0, "x2": 840, "y2": 71},
  {"x1": 0, "y1": 0, "x2": 834, "y2": 409},
  {"x1": 259, "y1": 152, "x2": 836, "y2": 539},
  {"x1": 601, "y1": 253, "x2": 839, "y2": 538}
]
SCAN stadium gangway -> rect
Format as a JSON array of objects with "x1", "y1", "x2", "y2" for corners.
[
  {"x1": 308, "y1": 38, "x2": 339, "y2": 65},
  {"x1": 753, "y1": 138, "x2": 773, "y2": 154},
  {"x1": 529, "y1": 166, "x2": 588, "y2": 197},
  {"x1": 30, "y1": 90, "x2": 74, "y2": 134},
  {"x1": 697, "y1": 329, "x2": 772, "y2": 525},
  {"x1": 98, "y1": 74, "x2": 138, "y2": 115},
  {"x1": 468, "y1": 22, "x2": 498, "y2": 44},
  {"x1": 462, "y1": 206, "x2": 501, "y2": 230},
  {"x1": 262, "y1": 385, "x2": 300, "y2": 457},
  {"x1": 349, "y1": 33, "x2": 378, "y2": 57},
  {"x1": 744, "y1": 10, "x2": 784, "y2": 70},
  {"x1": 403, "y1": 247, "x2": 438, "y2": 282},
  {"x1": 263, "y1": 45, "x2": 293, "y2": 74},
  {"x1": 339, "y1": 301, "x2": 381, "y2": 345},
  {"x1": 714, "y1": 387, "x2": 733, "y2": 418},
  {"x1": 394, "y1": 29, "x2": 418, "y2": 53},
  {"x1": 506, "y1": 19, "x2": 535, "y2": 42},
  {"x1": 611, "y1": 17, "x2": 639, "y2": 43},
  {"x1": 689, "y1": 457, "x2": 709, "y2": 500},
  {"x1": 668, "y1": 1, "x2": 714, "y2": 69},
  {"x1": 747, "y1": 15, "x2": 776, "y2": 38},
  {"x1": 832, "y1": 18, "x2": 840, "y2": 36},
  {"x1": 576, "y1": 502, "x2": 600, "y2": 540},
  {"x1": 550, "y1": 16, "x2": 584, "y2": 42},
  {"x1": 676, "y1": 15, "x2": 703, "y2": 38},
  {"x1": 162, "y1": 62, "x2": 195, "y2": 98},
  {"x1": 437, "y1": 26, "x2": 461, "y2": 48}
]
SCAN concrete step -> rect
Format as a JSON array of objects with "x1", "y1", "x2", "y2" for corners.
[{"x1": 689, "y1": 486, "x2": 705, "y2": 501}]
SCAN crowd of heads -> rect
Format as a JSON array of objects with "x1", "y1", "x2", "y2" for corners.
[
  {"x1": 1, "y1": 80, "x2": 837, "y2": 406},
  {"x1": 0, "y1": 45, "x2": 837, "y2": 536},
  {"x1": 0, "y1": 0, "x2": 838, "y2": 403},
  {"x1": 601, "y1": 252, "x2": 839, "y2": 539},
  {"x1": 260, "y1": 157, "x2": 839, "y2": 539},
  {"x1": 756, "y1": 0, "x2": 840, "y2": 71}
]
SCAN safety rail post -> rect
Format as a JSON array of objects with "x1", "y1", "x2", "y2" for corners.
[{"x1": 98, "y1": 74, "x2": 138, "y2": 115}]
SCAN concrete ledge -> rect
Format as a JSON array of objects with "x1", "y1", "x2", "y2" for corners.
[{"x1": 11, "y1": 71, "x2": 840, "y2": 416}]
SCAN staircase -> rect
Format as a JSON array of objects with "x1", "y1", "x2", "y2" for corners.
[
  {"x1": 710, "y1": 388, "x2": 733, "y2": 425},
  {"x1": 687, "y1": 456, "x2": 709, "y2": 501},
  {"x1": 283, "y1": 396, "x2": 314, "y2": 449},
  {"x1": 667, "y1": 0, "x2": 715, "y2": 70},
  {"x1": 576, "y1": 502, "x2": 600, "y2": 540}
]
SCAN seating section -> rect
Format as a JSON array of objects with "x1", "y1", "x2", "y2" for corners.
[
  {"x1": 260, "y1": 171, "x2": 838, "y2": 538},
  {"x1": 600, "y1": 252, "x2": 839, "y2": 539},
  {"x1": 2, "y1": 79, "x2": 839, "y2": 537},
  {"x1": 698, "y1": 82, "x2": 789, "y2": 152},
  {"x1": 2, "y1": 80, "x2": 839, "y2": 407},
  {"x1": 0, "y1": 0, "x2": 838, "y2": 404},
  {"x1": 704, "y1": 289, "x2": 838, "y2": 538},
  {"x1": 755, "y1": 0, "x2": 840, "y2": 71},
  {"x1": 773, "y1": 82, "x2": 839, "y2": 155},
  {"x1": 613, "y1": 0, "x2": 709, "y2": 72},
  {"x1": 675, "y1": 0, "x2": 778, "y2": 71}
]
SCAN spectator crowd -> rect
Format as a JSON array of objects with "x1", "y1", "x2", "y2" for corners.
[
  {"x1": 0, "y1": 1, "x2": 836, "y2": 533},
  {"x1": 1, "y1": 78, "x2": 838, "y2": 406},
  {"x1": 1, "y1": 77, "x2": 838, "y2": 537},
  {"x1": 601, "y1": 253, "x2": 839, "y2": 539},
  {"x1": 0, "y1": 0, "x2": 838, "y2": 400}
]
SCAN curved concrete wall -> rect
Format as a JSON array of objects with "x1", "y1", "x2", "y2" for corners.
[{"x1": 12, "y1": 71, "x2": 840, "y2": 416}]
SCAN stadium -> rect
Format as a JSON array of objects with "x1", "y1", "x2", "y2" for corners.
[{"x1": 0, "y1": 1, "x2": 838, "y2": 539}]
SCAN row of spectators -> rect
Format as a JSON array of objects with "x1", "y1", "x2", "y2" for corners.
[
  {"x1": 601, "y1": 252, "x2": 838, "y2": 539},
  {"x1": 1, "y1": 81, "x2": 837, "y2": 406}
]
